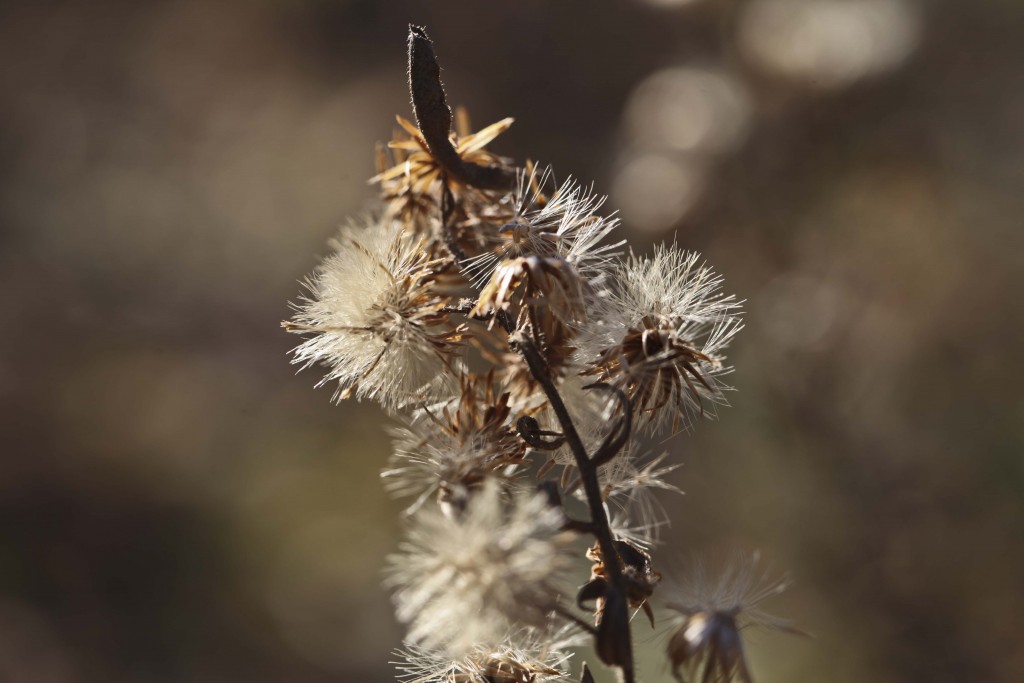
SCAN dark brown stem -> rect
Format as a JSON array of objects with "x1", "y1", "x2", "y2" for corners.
[
  {"x1": 438, "y1": 177, "x2": 468, "y2": 263},
  {"x1": 511, "y1": 332, "x2": 636, "y2": 683},
  {"x1": 407, "y1": 25, "x2": 515, "y2": 191}
]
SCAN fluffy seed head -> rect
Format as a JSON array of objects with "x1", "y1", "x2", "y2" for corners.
[
  {"x1": 386, "y1": 481, "x2": 576, "y2": 657},
  {"x1": 383, "y1": 375, "x2": 528, "y2": 516},
  {"x1": 284, "y1": 217, "x2": 463, "y2": 410},
  {"x1": 465, "y1": 166, "x2": 623, "y2": 287},
  {"x1": 601, "y1": 452, "x2": 682, "y2": 548},
  {"x1": 577, "y1": 244, "x2": 743, "y2": 432},
  {"x1": 471, "y1": 255, "x2": 587, "y2": 328},
  {"x1": 664, "y1": 554, "x2": 802, "y2": 683}
]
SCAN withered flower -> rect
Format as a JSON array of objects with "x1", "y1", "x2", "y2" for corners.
[
  {"x1": 578, "y1": 244, "x2": 743, "y2": 432},
  {"x1": 371, "y1": 111, "x2": 515, "y2": 255},
  {"x1": 665, "y1": 555, "x2": 802, "y2": 683},
  {"x1": 373, "y1": 113, "x2": 514, "y2": 199},
  {"x1": 466, "y1": 166, "x2": 622, "y2": 287},
  {"x1": 383, "y1": 374, "x2": 529, "y2": 516},
  {"x1": 497, "y1": 308, "x2": 579, "y2": 413},
  {"x1": 281, "y1": 25, "x2": 790, "y2": 683},
  {"x1": 472, "y1": 255, "x2": 586, "y2": 327},
  {"x1": 284, "y1": 217, "x2": 464, "y2": 410},
  {"x1": 578, "y1": 539, "x2": 662, "y2": 629},
  {"x1": 387, "y1": 481, "x2": 575, "y2": 657}
]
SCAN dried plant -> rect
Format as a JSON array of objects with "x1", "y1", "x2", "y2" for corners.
[{"x1": 283, "y1": 26, "x2": 799, "y2": 683}]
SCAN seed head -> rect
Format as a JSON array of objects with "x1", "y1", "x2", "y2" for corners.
[
  {"x1": 283, "y1": 217, "x2": 464, "y2": 410},
  {"x1": 383, "y1": 375, "x2": 528, "y2": 516},
  {"x1": 600, "y1": 452, "x2": 682, "y2": 548},
  {"x1": 577, "y1": 244, "x2": 743, "y2": 432},
  {"x1": 387, "y1": 481, "x2": 576, "y2": 657},
  {"x1": 466, "y1": 166, "x2": 623, "y2": 287},
  {"x1": 664, "y1": 554, "x2": 802, "y2": 683}
]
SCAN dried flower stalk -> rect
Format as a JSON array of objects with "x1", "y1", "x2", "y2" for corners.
[{"x1": 283, "y1": 25, "x2": 799, "y2": 683}]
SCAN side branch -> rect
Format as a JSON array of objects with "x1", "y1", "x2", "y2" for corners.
[{"x1": 407, "y1": 25, "x2": 516, "y2": 191}]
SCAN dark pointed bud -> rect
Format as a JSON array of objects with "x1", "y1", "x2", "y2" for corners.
[
  {"x1": 406, "y1": 25, "x2": 514, "y2": 191},
  {"x1": 580, "y1": 662, "x2": 596, "y2": 683}
]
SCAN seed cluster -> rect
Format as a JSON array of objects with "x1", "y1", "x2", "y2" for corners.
[{"x1": 283, "y1": 26, "x2": 797, "y2": 683}]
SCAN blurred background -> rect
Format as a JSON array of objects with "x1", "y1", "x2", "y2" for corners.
[{"x1": 2, "y1": 0, "x2": 1022, "y2": 681}]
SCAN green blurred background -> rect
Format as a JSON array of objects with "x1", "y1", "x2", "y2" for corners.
[{"x1": 2, "y1": 1, "x2": 1022, "y2": 681}]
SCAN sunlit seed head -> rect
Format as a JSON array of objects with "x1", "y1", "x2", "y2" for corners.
[
  {"x1": 472, "y1": 255, "x2": 588, "y2": 328},
  {"x1": 466, "y1": 166, "x2": 623, "y2": 288},
  {"x1": 386, "y1": 481, "x2": 575, "y2": 658},
  {"x1": 577, "y1": 243, "x2": 743, "y2": 433},
  {"x1": 284, "y1": 216, "x2": 463, "y2": 411},
  {"x1": 600, "y1": 451, "x2": 682, "y2": 548}
]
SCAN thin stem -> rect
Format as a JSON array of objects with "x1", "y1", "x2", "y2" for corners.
[{"x1": 511, "y1": 332, "x2": 636, "y2": 683}]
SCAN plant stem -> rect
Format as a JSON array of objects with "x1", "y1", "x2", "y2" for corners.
[
  {"x1": 407, "y1": 23, "x2": 635, "y2": 683},
  {"x1": 512, "y1": 332, "x2": 636, "y2": 683}
]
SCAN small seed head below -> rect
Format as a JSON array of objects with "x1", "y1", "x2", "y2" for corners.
[
  {"x1": 386, "y1": 481, "x2": 575, "y2": 657},
  {"x1": 664, "y1": 554, "x2": 802, "y2": 683}
]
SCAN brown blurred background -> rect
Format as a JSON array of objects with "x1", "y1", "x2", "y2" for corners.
[{"x1": 2, "y1": 1, "x2": 1022, "y2": 681}]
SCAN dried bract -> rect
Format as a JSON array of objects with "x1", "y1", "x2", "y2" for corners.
[
  {"x1": 578, "y1": 539, "x2": 661, "y2": 630},
  {"x1": 472, "y1": 255, "x2": 587, "y2": 328},
  {"x1": 373, "y1": 115, "x2": 514, "y2": 199}
]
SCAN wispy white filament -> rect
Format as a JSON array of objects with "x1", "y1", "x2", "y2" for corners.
[{"x1": 466, "y1": 166, "x2": 623, "y2": 287}]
